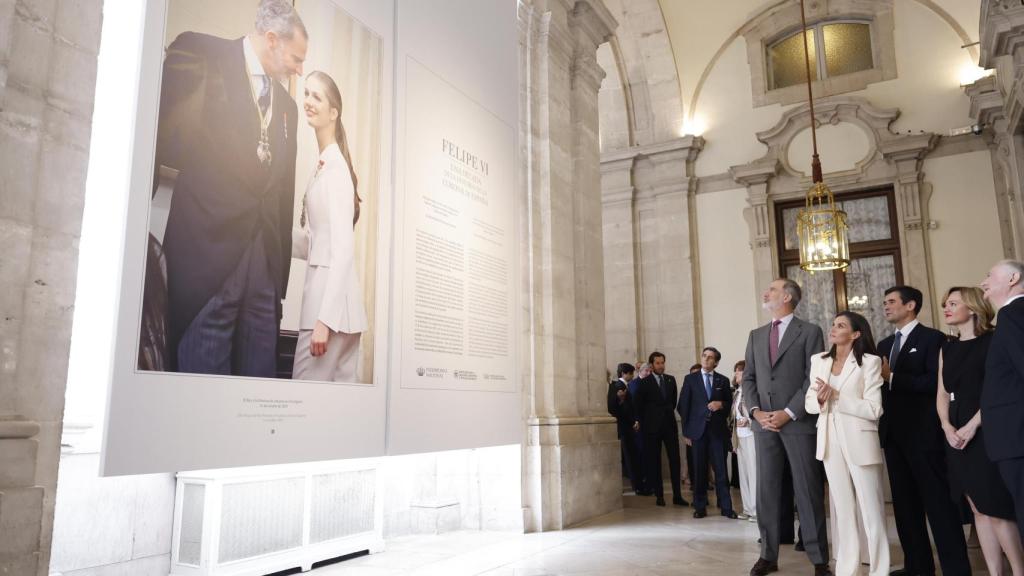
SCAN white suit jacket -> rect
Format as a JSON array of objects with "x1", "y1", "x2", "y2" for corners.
[
  {"x1": 805, "y1": 352, "x2": 884, "y2": 466},
  {"x1": 293, "y1": 143, "x2": 368, "y2": 333}
]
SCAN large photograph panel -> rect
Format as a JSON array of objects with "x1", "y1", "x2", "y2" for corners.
[{"x1": 138, "y1": 0, "x2": 380, "y2": 385}]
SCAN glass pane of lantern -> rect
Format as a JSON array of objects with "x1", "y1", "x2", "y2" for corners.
[
  {"x1": 823, "y1": 23, "x2": 873, "y2": 78},
  {"x1": 770, "y1": 28, "x2": 817, "y2": 90}
]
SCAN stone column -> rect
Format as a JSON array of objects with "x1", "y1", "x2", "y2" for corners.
[
  {"x1": 968, "y1": 76, "x2": 1024, "y2": 259},
  {"x1": 0, "y1": 1, "x2": 102, "y2": 573},
  {"x1": 520, "y1": 0, "x2": 621, "y2": 532},
  {"x1": 731, "y1": 159, "x2": 780, "y2": 323},
  {"x1": 881, "y1": 134, "x2": 940, "y2": 325},
  {"x1": 600, "y1": 157, "x2": 639, "y2": 366}
]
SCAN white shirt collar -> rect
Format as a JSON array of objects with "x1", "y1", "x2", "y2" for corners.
[
  {"x1": 242, "y1": 36, "x2": 268, "y2": 79},
  {"x1": 895, "y1": 318, "x2": 919, "y2": 337},
  {"x1": 775, "y1": 313, "x2": 795, "y2": 327},
  {"x1": 318, "y1": 142, "x2": 342, "y2": 165},
  {"x1": 700, "y1": 369, "x2": 714, "y2": 377},
  {"x1": 618, "y1": 377, "x2": 629, "y2": 385},
  {"x1": 1004, "y1": 294, "x2": 1024, "y2": 309}
]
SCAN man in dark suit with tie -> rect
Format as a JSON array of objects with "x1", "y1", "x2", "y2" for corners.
[
  {"x1": 148, "y1": 0, "x2": 306, "y2": 376},
  {"x1": 609, "y1": 363, "x2": 645, "y2": 495},
  {"x1": 743, "y1": 278, "x2": 830, "y2": 576},
  {"x1": 633, "y1": 351, "x2": 689, "y2": 507},
  {"x1": 678, "y1": 346, "x2": 737, "y2": 519},
  {"x1": 877, "y1": 285, "x2": 969, "y2": 576},
  {"x1": 981, "y1": 260, "x2": 1024, "y2": 544}
]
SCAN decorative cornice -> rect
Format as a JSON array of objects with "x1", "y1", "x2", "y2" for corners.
[
  {"x1": 570, "y1": 0, "x2": 618, "y2": 48},
  {"x1": 756, "y1": 96, "x2": 901, "y2": 145},
  {"x1": 980, "y1": 0, "x2": 1024, "y2": 68},
  {"x1": 0, "y1": 415, "x2": 40, "y2": 439},
  {"x1": 729, "y1": 158, "x2": 780, "y2": 186},
  {"x1": 879, "y1": 133, "x2": 939, "y2": 163},
  {"x1": 966, "y1": 75, "x2": 1007, "y2": 129},
  {"x1": 600, "y1": 136, "x2": 704, "y2": 165}
]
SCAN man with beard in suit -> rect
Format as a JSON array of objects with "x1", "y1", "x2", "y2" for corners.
[
  {"x1": 150, "y1": 0, "x2": 306, "y2": 377},
  {"x1": 743, "y1": 278, "x2": 830, "y2": 576},
  {"x1": 878, "y1": 285, "x2": 969, "y2": 576},
  {"x1": 633, "y1": 351, "x2": 689, "y2": 507},
  {"x1": 981, "y1": 260, "x2": 1024, "y2": 544}
]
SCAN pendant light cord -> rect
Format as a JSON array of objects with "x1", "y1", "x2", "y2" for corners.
[{"x1": 800, "y1": 0, "x2": 823, "y2": 184}]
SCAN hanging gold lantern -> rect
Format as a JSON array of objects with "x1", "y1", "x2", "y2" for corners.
[
  {"x1": 794, "y1": 0, "x2": 851, "y2": 272},
  {"x1": 797, "y1": 182, "x2": 849, "y2": 271}
]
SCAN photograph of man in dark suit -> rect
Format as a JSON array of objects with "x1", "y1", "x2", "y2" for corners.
[
  {"x1": 742, "y1": 278, "x2": 830, "y2": 576},
  {"x1": 678, "y1": 346, "x2": 737, "y2": 519},
  {"x1": 877, "y1": 285, "x2": 969, "y2": 576},
  {"x1": 143, "y1": 0, "x2": 306, "y2": 377},
  {"x1": 981, "y1": 260, "x2": 1024, "y2": 544},
  {"x1": 633, "y1": 351, "x2": 689, "y2": 507}
]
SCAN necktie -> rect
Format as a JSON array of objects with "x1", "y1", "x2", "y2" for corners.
[
  {"x1": 257, "y1": 75, "x2": 271, "y2": 117},
  {"x1": 704, "y1": 373, "x2": 712, "y2": 400},
  {"x1": 769, "y1": 319, "x2": 782, "y2": 365},
  {"x1": 656, "y1": 374, "x2": 665, "y2": 400},
  {"x1": 889, "y1": 330, "x2": 902, "y2": 368}
]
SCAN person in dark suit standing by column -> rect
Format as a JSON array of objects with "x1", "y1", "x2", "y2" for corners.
[
  {"x1": 877, "y1": 285, "x2": 970, "y2": 576},
  {"x1": 743, "y1": 278, "x2": 831, "y2": 576},
  {"x1": 609, "y1": 363, "x2": 644, "y2": 495},
  {"x1": 679, "y1": 346, "x2": 738, "y2": 519},
  {"x1": 151, "y1": 0, "x2": 306, "y2": 376},
  {"x1": 633, "y1": 351, "x2": 689, "y2": 507},
  {"x1": 981, "y1": 260, "x2": 1024, "y2": 544}
]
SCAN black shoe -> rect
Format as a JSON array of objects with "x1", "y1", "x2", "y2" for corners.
[
  {"x1": 655, "y1": 497, "x2": 666, "y2": 506},
  {"x1": 757, "y1": 537, "x2": 762, "y2": 543},
  {"x1": 813, "y1": 564, "x2": 833, "y2": 576},
  {"x1": 694, "y1": 509, "x2": 707, "y2": 518},
  {"x1": 636, "y1": 489, "x2": 654, "y2": 496},
  {"x1": 780, "y1": 538, "x2": 795, "y2": 545},
  {"x1": 673, "y1": 497, "x2": 689, "y2": 507},
  {"x1": 888, "y1": 570, "x2": 913, "y2": 576},
  {"x1": 749, "y1": 558, "x2": 778, "y2": 576},
  {"x1": 794, "y1": 540, "x2": 805, "y2": 552},
  {"x1": 722, "y1": 510, "x2": 738, "y2": 519}
]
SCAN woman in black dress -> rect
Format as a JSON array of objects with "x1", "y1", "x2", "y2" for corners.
[{"x1": 937, "y1": 286, "x2": 1024, "y2": 575}]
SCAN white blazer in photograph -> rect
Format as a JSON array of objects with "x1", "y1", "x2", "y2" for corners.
[
  {"x1": 294, "y1": 142, "x2": 368, "y2": 334},
  {"x1": 805, "y1": 352, "x2": 885, "y2": 466}
]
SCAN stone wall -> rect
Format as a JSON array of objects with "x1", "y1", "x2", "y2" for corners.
[{"x1": 0, "y1": 0, "x2": 103, "y2": 573}]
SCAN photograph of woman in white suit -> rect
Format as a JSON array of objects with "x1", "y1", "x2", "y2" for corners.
[
  {"x1": 806, "y1": 311, "x2": 889, "y2": 576},
  {"x1": 292, "y1": 70, "x2": 368, "y2": 382}
]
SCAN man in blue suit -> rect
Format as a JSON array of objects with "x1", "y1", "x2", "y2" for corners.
[{"x1": 678, "y1": 346, "x2": 738, "y2": 519}]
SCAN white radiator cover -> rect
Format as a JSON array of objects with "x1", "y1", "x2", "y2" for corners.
[{"x1": 170, "y1": 460, "x2": 384, "y2": 575}]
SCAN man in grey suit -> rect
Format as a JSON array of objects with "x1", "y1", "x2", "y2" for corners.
[{"x1": 743, "y1": 278, "x2": 831, "y2": 576}]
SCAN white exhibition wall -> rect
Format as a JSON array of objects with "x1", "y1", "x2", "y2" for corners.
[{"x1": 100, "y1": 0, "x2": 519, "y2": 475}]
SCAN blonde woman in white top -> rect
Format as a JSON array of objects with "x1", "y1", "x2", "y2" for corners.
[
  {"x1": 805, "y1": 311, "x2": 888, "y2": 576},
  {"x1": 292, "y1": 71, "x2": 367, "y2": 382}
]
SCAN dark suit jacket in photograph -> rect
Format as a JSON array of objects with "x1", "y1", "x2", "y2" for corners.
[
  {"x1": 154, "y1": 32, "x2": 298, "y2": 357},
  {"x1": 632, "y1": 373, "x2": 679, "y2": 436},
  {"x1": 742, "y1": 316, "x2": 825, "y2": 435},
  {"x1": 678, "y1": 370, "x2": 733, "y2": 440},
  {"x1": 982, "y1": 297, "x2": 1024, "y2": 461},
  {"x1": 607, "y1": 380, "x2": 636, "y2": 438},
  {"x1": 877, "y1": 323, "x2": 946, "y2": 449}
]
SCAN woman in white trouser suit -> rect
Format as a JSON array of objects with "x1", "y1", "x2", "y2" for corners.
[
  {"x1": 292, "y1": 71, "x2": 368, "y2": 382},
  {"x1": 805, "y1": 311, "x2": 889, "y2": 576}
]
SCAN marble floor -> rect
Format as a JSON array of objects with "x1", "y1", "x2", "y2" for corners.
[{"x1": 311, "y1": 488, "x2": 991, "y2": 576}]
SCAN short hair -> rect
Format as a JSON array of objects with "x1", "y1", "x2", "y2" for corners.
[
  {"x1": 649, "y1": 351, "x2": 665, "y2": 364},
  {"x1": 733, "y1": 360, "x2": 746, "y2": 371},
  {"x1": 702, "y1": 346, "x2": 722, "y2": 362},
  {"x1": 255, "y1": 0, "x2": 308, "y2": 40},
  {"x1": 638, "y1": 362, "x2": 651, "y2": 373},
  {"x1": 943, "y1": 286, "x2": 995, "y2": 336},
  {"x1": 689, "y1": 363, "x2": 702, "y2": 373},
  {"x1": 616, "y1": 362, "x2": 635, "y2": 378},
  {"x1": 997, "y1": 259, "x2": 1024, "y2": 284},
  {"x1": 780, "y1": 278, "x2": 802, "y2": 308},
  {"x1": 885, "y1": 285, "x2": 923, "y2": 315}
]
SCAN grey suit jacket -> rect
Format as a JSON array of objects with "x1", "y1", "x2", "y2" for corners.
[{"x1": 741, "y1": 316, "x2": 825, "y2": 435}]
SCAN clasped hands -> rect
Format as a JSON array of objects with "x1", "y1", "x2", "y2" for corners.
[
  {"x1": 753, "y1": 408, "x2": 791, "y2": 432},
  {"x1": 813, "y1": 377, "x2": 836, "y2": 406},
  {"x1": 942, "y1": 421, "x2": 977, "y2": 450}
]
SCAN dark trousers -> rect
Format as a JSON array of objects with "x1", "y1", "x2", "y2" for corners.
[
  {"x1": 884, "y1": 443, "x2": 970, "y2": 576},
  {"x1": 686, "y1": 444, "x2": 694, "y2": 486},
  {"x1": 692, "y1": 429, "x2": 733, "y2": 513},
  {"x1": 999, "y1": 457, "x2": 1024, "y2": 545},
  {"x1": 730, "y1": 448, "x2": 741, "y2": 488},
  {"x1": 633, "y1": 431, "x2": 646, "y2": 490},
  {"x1": 619, "y1": 427, "x2": 643, "y2": 492},
  {"x1": 780, "y1": 459, "x2": 797, "y2": 543},
  {"x1": 177, "y1": 235, "x2": 278, "y2": 377},
  {"x1": 644, "y1": 427, "x2": 682, "y2": 500}
]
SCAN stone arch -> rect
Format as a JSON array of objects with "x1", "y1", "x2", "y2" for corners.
[{"x1": 597, "y1": 0, "x2": 684, "y2": 151}]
